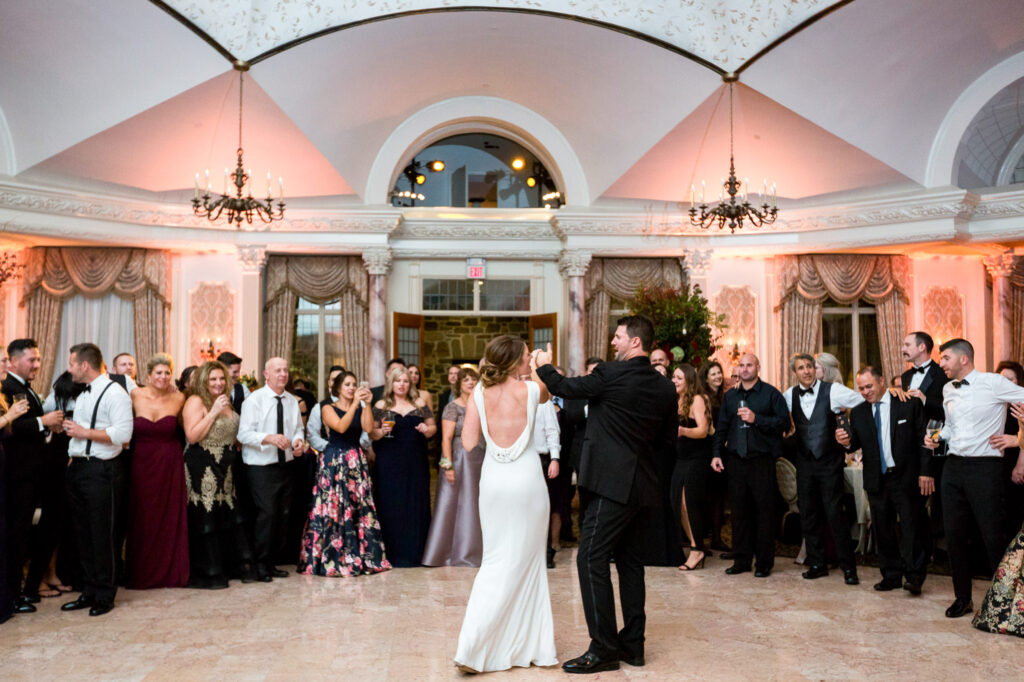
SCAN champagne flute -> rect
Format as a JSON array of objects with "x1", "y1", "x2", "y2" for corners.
[
  {"x1": 382, "y1": 410, "x2": 396, "y2": 439},
  {"x1": 738, "y1": 399, "x2": 750, "y2": 429},
  {"x1": 926, "y1": 419, "x2": 943, "y2": 453}
]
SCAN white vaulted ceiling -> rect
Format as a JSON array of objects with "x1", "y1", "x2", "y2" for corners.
[{"x1": 1, "y1": 0, "x2": 1023, "y2": 208}]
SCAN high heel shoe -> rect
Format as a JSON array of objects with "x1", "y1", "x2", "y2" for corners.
[{"x1": 679, "y1": 551, "x2": 706, "y2": 571}]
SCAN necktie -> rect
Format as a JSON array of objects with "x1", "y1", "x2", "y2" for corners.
[
  {"x1": 275, "y1": 395, "x2": 286, "y2": 464},
  {"x1": 874, "y1": 402, "x2": 886, "y2": 474}
]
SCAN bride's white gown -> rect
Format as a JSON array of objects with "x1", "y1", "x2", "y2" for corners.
[{"x1": 454, "y1": 380, "x2": 558, "y2": 672}]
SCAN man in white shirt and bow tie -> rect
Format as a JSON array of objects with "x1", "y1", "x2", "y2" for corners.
[
  {"x1": 926, "y1": 338, "x2": 1024, "y2": 618},
  {"x1": 238, "y1": 357, "x2": 304, "y2": 581}
]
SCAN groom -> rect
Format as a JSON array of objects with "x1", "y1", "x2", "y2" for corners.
[{"x1": 533, "y1": 315, "x2": 677, "y2": 674}]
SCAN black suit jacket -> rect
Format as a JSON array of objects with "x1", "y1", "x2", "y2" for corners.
[
  {"x1": 437, "y1": 387, "x2": 455, "y2": 410},
  {"x1": 537, "y1": 357, "x2": 677, "y2": 506},
  {"x1": 2, "y1": 374, "x2": 47, "y2": 476},
  {"x1": 846, "y1": 396, "x2": 928, "y2": 494},
  {"x1": 901, "y1": 362, "x2": 947, "y2": 424},
  {"x1": 559, "y1": 397, "x2": 588, "y2": 473}
]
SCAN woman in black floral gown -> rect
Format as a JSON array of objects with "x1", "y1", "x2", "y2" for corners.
[{"x1": 298, "y1": 372, "x2": 390, "y2": 577}]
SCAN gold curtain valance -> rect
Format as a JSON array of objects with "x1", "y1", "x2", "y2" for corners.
[
  {"x1": 264, "y1": 255, "x2": 368, "y2": 308},
  {"x1": 22, "y1": 247, "x2": 170, "y2": 304},
  {"x1": 776, "y1": 254, "x2": 910, "y2": 306}
]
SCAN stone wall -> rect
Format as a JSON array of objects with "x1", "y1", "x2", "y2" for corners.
[{"x1": 422, "y1": 315, "x2": 529, "y2": 394}]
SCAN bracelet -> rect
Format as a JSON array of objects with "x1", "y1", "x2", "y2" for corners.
[{"x1": 439, "y1": 457, "x2": 453, "y2": 470}]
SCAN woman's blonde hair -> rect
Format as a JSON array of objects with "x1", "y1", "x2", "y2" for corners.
[
  {"x1": 381, "y1": 365, "x2": 419, "y2": 409},
  {"x1": 146, "y1": 352, "x2": 174, "y2": 378},
  {"x1": 480, "y1": 335, "x2": 527, "y2": 388},
  {"x1": 815, "y1": 352, "x2": 843, "y2": 383},
  {"x1": 190, "y1": 360, "x2": 234, "y2": 410}
]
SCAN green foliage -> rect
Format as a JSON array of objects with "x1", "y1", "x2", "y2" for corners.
[{"x1": 627, "y1": 283, "x2": 724, "y2": 366}]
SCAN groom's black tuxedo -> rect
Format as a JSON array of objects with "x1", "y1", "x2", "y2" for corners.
[{"x1": 537, "y1": 356, "x2": 677, "y2": 662}]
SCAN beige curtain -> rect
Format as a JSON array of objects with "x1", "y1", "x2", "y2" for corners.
[
  {"x1": 1010, "y1": 259, "x2": 1024, "y2": 366},
  {"x1": 775, "y1": 254, "x2": 910, "y2": 386},
  {"x1": 21, "y1": 247, "x2": 170, "y2": 392},
  {"x1": 263, "y1": 255, "x2": 369, "y2": 380},
  {"x1": 583, "y1": 258, "x2": 685, "y2": 359}
]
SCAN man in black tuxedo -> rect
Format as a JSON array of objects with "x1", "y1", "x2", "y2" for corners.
[
  {"x1": 217, "y1": 352, "x2": 249, "y2": 413},
  {"x1": 436, "y1": 364, "x2": 461, "y2": 410},
  {"x1": 900, "y1": 331, "x2": 947, "y2": 548},
  {"x1": 535, "y1": 316, "x2": 677, "y2": 674},
  {"x1": 711, "y1": 353, "x2": 790, "y2": 578},
  {"x1": 370, "y1": 357, "x2": 406, "y2": 404},
  {"x1": 3, "y1": 339, "x2": 64, "y2": 614},
  {"x1": 838, "y1": 365, "x2": 932, "y2": 594}
]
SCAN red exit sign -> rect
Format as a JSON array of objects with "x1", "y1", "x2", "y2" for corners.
[{"x1": 467, "y1": 258, "x2": 486, "y2": 279}]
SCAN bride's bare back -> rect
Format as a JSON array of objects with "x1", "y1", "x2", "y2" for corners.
[{"x1": 479, "y1": 379, "x2": 530, "y2": 449}]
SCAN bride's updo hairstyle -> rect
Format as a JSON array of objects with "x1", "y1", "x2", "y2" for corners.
[{"x1": 480, "y1": 335, "x2": 527, "y2": 388}]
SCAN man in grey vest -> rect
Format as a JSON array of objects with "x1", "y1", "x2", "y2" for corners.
[{"x1": 783, "y1": 353, "x2": 864, "y2": 585}]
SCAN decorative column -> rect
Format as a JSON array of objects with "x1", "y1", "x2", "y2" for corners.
[
  {"x1": 362, "y1": 247, "x2": 393, "y2": 384},
  {"x1": 236, "y1": 245, "x2": 266, "y2": 374},
  {"x1": 559, "y1": 250, "x2": 591, "y2": 377},
  {"x1": 984, "y1": 253, "x2": 1015, "y2": 369}
]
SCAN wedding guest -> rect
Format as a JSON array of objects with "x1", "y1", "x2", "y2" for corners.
[
  {"x1": 371, "y1": 357, "x2": 406, "y2": 404},
  {"x1": 177, "y1": 365, "x2": 198, "y2": 394},
  {"x1": 423, "y1": 368, "x2": 484, "y2": 567},
  {"x1": 125, "y1": 354, "x2": 188, "y2": 589},
  {"x1": 650, "y1": 348, "x2": 671, "y2": 370},
  {"x1": 217, "y1": 352, "x2": 249, "y2": 413},
  {"x1": 783, "y1": 353, "x2": 864, "y2": 585},
  {"x1": 837, "y1": 365, "x2": 930, "y2": 595},
  {"x1": 925, "y1": 338, "x2": 1024, "y2": 618},
  {"x1": 4, "y1": 338, "x2": 63, "y2": 615},
  {"x1": 298, "y1": 371, "x2": 389, "y2": 577},
  {"x1": 547, "y1": 367, "x2": 576, "y2": 549},
  {"x1": 238, "y1": 358, "x2": 304, "y2": 581},
  {"x1": 814, "y1": 351, "x2": 844, "y2": 384},
  {"x1": 305, "y1": 365, "x2": 345, "y2": 454},
  {"x1": 437, "y1": 364, "x2": 461, "y2": 409},
  {"x1": 0, "y1": 348, "x2": 30, "y2": 619},
  {"x1": 183, "y1": 361, "x2": 254, "y2": 587},
  {"x1": 711, "y1": 353, "x2": 789, "y2": 578},
  {"x1": 60, "y1": 343, "x2": 133, "y2": 617},
  {"x1": 289, "y1": 378, "x2": 317, "y2": 425},
  {"x1": 26, "y1": 371, "x2": 84, "y2": 601},
  {"x1": 699, "y1": 360, "x2": 729, "y2": 553},
  {"x1": 284, "y1": 374, "x2": 317, "y2": 563},
  {"x1": 992, "y1": 361, "x2": 1024, "y2": 538},
  {"x1": 112, "y1": 353, "x2": 137, "y2": 381},
  {"x1": 671, "y1": 364, "x2": 712, "y2": 571},
  {"x1": 408, "y1": 363, "x2": 434, "y2": 413},
  {"x1": 371, "y1": 365, "x2": 436, "y2": 567}
]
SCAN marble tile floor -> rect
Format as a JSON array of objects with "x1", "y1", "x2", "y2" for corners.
[{"x1": 1, "y1": 550, "x2": 1020, "y2": 681}]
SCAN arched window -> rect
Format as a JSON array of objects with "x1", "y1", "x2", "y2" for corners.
[{"x1": 391, "y1": 133, "x2": 561, "y2": 208}]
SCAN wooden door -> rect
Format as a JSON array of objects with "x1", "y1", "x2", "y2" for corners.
[
  {"x1": 529, "y1": 312, "x2": 557, "y2": 364},
  {"x1": 393, "y1": 312, "x2": 424, "y2": 367}
]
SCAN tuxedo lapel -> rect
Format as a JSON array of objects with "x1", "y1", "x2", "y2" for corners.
[{"x1": 918, "y1": 368, "x2": 933, "y2": 393}]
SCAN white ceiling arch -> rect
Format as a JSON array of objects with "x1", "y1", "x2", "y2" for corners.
[
  {"x1": 365, "y1": 96, "x2": 590, "y2": 207},
  {"x1": 0, "y1": 106, "x2": 15, "y2": 176}
]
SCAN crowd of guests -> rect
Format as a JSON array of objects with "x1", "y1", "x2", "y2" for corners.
[{"x1": 2, "y1": 329, "x2": 1023, "y2": 641}]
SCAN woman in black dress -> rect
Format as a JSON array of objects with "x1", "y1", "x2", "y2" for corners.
[
  {"x1": 699, "y1": 360, "x2": 729, "y2": 553},
  {"x1": 371, "y1": 366, "x2": 436, "y2": 567},
  {"x1": 671, "y1": 363, "x2": 712, "y2": 571}
]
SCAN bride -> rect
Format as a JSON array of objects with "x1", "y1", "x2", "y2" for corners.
[{"x1": 453, "y1": 335, "x2": 559, "y2": 673}]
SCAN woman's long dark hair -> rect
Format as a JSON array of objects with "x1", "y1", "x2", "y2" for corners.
[{"x1": 52, "y1": 370, "x2": 87, "y2": 414}]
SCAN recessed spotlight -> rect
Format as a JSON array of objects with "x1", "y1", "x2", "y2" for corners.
[{"x1": 511, "y1": 158, "x2": 525, "y2": 171}]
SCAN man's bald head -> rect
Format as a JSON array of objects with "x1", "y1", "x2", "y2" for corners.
[{"x1": 264, "y1": 356, "x2": 289, "y2": 393}]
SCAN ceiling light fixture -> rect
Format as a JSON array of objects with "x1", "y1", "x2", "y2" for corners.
[
  {"x1": 430, "y1": 160, "x2": 445, "y2": 172},
  {"x1": 192, "y1": 61, "x2": 285, "y2": 229},
  {"x1": 688, "y1": 75, "x2": 777, "y2": 234},
  {"x1": 511, "y1": 158, "x2": 525, "y2": 171}
]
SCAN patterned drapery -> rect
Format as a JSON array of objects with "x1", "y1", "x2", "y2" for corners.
[
  {"x1": 21, "y1": 247, "x2": 170, "y2": 392},
  {"x1": 775, "y1": 254, "x2": 910, "y2": 386},
  {"x1": 583, "y1": 258, "x2": 686, "y2": 359},
  {"x1": 1009, "y1": 259, "x2": 1024, "y2": 366},
  {"x1": 263, "y1": 255, "x2": 369, "y2": 380}
]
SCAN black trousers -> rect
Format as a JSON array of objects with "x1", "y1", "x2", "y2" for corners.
[
  {"x1": 866, "y1": 469, "x2": 930, "y2": 584},
  {"x1": 248, "y1": 462, "x2": 294, "y2": 571},
  {"x1": 796, "y1": 452, "x2": 855, "y2": 571},
  {"x1": 66, "y1": 456, "x2": 124, "y2": 604},
  {"x1": 5, "y1": 449, "x2": 40, "y2": 599},
  {"x1": 941, "y1": 456, "x2": 1007, "y2": 601},
  {"x1": 725, "y1": 452, "x2": 776, "y2": 571},
  {"x1": 576, "y1": 488, "x2": 649, "y2": 660}
]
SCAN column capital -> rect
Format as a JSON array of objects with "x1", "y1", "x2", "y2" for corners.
[
  {"x1": 683, "y1": 248, "x2": 713, "y2": 278},
  {"x1": 362, "y1": 247, "x2": 393, "y2": 276},
  {"x1": 558, "y1": 250, "x2": 592, "y2": 278},
  {"x1": 983, "y1": 253, "x2": 1015, "y2": 279},
  {"x1": 236, "y1": 245, "x2": 267, "y2": 273}
]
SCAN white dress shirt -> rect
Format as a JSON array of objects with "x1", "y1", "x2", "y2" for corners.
[
  {"x1": 306, "y1": 395, "x2": 340, "y2": 452},
  {"x1": 531, "y1": 400, "x2": 560, "y2": 459},
  {"x1": 67, "y1": 374, "x2": 134, "y2": 460},
  {"x1": 783, "y1": 380, "x2": 865, "y2": 420},
  {"x1": 907, "y1": 360, "x2": 933, "y2": 391},
  {"x1": 940, "y1": 369, "x2": 1024, "y2": 457},
  {"x1": 872, "y1": 391, "x2": 895, "y2": 469},
  {"x1": 238, "y1": 385, "x2": 305, "y2": 465}
]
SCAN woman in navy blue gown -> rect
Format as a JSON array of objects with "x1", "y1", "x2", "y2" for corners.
[{"x1": 371, "y1": 366, "x2": 436, "y2": 567}]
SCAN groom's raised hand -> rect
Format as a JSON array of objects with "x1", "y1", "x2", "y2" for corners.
[{"x1": 532, "y1": 343, "x2": 553, "y2": 368}]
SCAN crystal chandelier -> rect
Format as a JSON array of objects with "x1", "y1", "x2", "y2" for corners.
[
  {"x1": 689, "y1": 77, "x2": 778, "y2": 234},
  {"x1": 192, "y1": 62, "x2": 284, "y2": 228}
]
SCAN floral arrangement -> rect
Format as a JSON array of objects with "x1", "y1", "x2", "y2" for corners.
[{"x1": 627, "y1": 283, "x2": 724, "y2": 366}]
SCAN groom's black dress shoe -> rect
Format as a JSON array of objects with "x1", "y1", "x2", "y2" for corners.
[
  {"x1": 89, "y1": 601, "x2": 114, "y2": 617},
  {"x1": 61, "y1": 595, "x2": 94, "y2": 611},
  {"x1": 802, "y1": 565, "x2": 829, "y2": 580},
  {"x1": 724, "y1": 564, "x2": 751, "y2": 575},
  {"x1": 562, "y1": 652, "x2": 620, "y2": 674},
  {"x1": 945, "y1": 599, "x2": 973, "y2": 618},
  {"x1": 14, "y1": 597, "x2": 37, "y2": 613},
  {"x1": 618, "y1": 649, "x2": 645, "y2": 667}
]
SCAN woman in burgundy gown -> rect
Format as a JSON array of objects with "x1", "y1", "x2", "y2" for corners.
[{"x1": 125, "y1": 354, "x2": 189, "y2": 589}]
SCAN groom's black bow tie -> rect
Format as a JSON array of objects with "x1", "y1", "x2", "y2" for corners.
[
  {"x1": 796, "y1": 386, "x2": 814, "y2": 397},
  {"x1": 952, "y1": 379, "x2": 969, "y2": 389},
  {"x1": 914, "y1": 366, "x2": 927, "y2": 374},
  {"x1": 81, "y1": 385, "x2": 91, "y2": 393}
]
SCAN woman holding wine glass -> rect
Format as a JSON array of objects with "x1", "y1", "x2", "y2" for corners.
[{"x1": 371, "y1": 366, "x2": 436, "y2": 567}]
